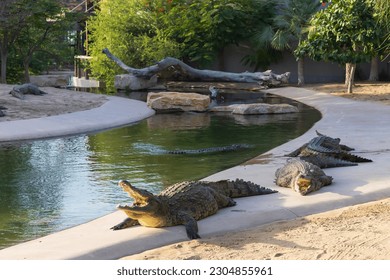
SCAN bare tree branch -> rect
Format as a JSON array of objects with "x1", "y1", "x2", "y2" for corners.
[{"x1": 102, "y1": 48, "x2": 290, "y2": 87}]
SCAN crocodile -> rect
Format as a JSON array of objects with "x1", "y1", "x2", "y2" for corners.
[
  {"x1": 0, "y1": 105, "x2": 6, "y2": 117},
  {"x1": 9, "y1": 83, "x2": 48, "y2": 100},
  {"x1": 111, "y1": 179, "x2": 277, "y2": 239},
  {"x1": 133, "y1": 143, "x2": 253, "y2": 155},
  {"x1": 286, "y1": 133, "x2": 372, "y2": 168},
  {"x1": 275, "y1": 159, "x2": 333, "y2": 195},
  {"x1": 167, "y1": 144, "x2": 253, "y2": 154}
]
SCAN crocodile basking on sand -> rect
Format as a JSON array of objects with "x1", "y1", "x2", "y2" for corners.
[
  {"x1": 111, "y1": 179, "x2": 277, "y2": 239},
  {"x1": 275, "y1": 158, "x2": 333, "y2": 195},
  {"x1": 9, "y1": 83, "x2": 48, "y2": 100},
  {"x1": 286, "y1": 131, "x2": 372, "y2": 168}
]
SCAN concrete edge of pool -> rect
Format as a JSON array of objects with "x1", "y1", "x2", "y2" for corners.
[
  {"x1": 0, "y1": 96, "x2": 155, "y2": 143},
  {"x1": 1, "y1": 87, "x2": 390, "y2": 260}
]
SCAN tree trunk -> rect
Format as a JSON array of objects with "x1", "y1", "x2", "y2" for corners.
[
  {"x1": 345, "y1": 63, "x2": 352, "y2": 86},
  {"x1": 217, "y1": 47, "x2": 225, "y2": 71},
  {"x1": 297, "y1": 57, "x2": 305, "y2": 86},
  {"x1": 346, "y1": 63, "x2": 356, "y2": 94},
  {"x1": 23, "y1": 58, "x2": 30, "y2": 83},
  {"x1": 368, "y1": 56, "x2": 379, "y2": 81},
  {"x1": 102, "y1": 48, "x2": 290, "y2": 87},
  {"x1": 0, "y1": 47, "x2": 7, "y2": 84}
]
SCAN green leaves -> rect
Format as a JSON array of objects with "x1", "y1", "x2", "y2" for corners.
[
  {"x1": 87, "y1": 0, "x2": 182, "y2": 91},
  {"x1": 297, "y1": 0, "x2": 379, "y2": 64}
]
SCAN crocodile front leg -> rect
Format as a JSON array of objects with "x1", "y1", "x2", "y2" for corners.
[
  {"x1": 177, "y1": 212, "x2": 201, "y2": 239},
  {"x1": 111, "y1": 217, "x2": 139, "y2": 230}
]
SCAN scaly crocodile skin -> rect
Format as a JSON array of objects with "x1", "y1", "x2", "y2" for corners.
[{"x1": 112, "y1": 179, "x2": 277, "y2": 239}]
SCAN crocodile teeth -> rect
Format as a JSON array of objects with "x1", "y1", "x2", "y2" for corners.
[{"x1": 117, "y1": 204, "x2": 132, "y2": 208}]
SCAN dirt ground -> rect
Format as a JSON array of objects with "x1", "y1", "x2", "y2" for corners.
[
  {"x1": 304, "y1": 82, "x2": 390, "y2": 104},
  {"x1": 123, "y1": 198, "x2": 390, "y2": 260},
  {"x1": 1, "y1": 81, "x2": 390, "y2": 260},
  {"x1": 0, "y1": 84, "x2": 107, "y2": 122}
]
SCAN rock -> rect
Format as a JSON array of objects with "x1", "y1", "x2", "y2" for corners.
[
  {"x1": 115, "y1": 74, "x2": 158, "y2": 91},
  {"x1": 210, "y1": 103, "x2": 298, "y2": 115},
  {"x1": 147, "y1": 92, "x2": 210, "y2": 113}
]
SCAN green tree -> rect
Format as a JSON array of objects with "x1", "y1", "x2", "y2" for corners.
[
  {"x1": 87, "y1": 0, "x2": 182, "y2": 91},
  {"x1": 88, "y1": 0, "x2": 285, "y2": 89},
  {"x1": 0, "y1": 0, "x2": 76, "y2": 83},
  {"x1": 374, "y1": 0, "x2": 390, "y2": 54},
  {"x1": 368, "y1": 0, "x2": 390, "y2": 81},
  {"x1": 0, "y1": 0, "x2": 31, "y2": 83},
  {"x1": 253, "y1": 0, "x2": 320, "y2": 85},
  {"x1": 297, "y1": 0, "x2": 379, "y2": 93},
  {"x1": 12, "y1": 0, "x2": 77, "y2": 82},
  {"x1": 165, "y1": 0, "x2": 278, "y2": 69}
]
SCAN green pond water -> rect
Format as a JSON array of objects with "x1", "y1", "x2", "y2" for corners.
[{"x1": 0, "y1": 94, "x2": 321, "y2": 249}]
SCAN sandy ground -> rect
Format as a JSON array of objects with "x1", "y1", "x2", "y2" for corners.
[
  {"x1": 1, "y1": 81, "x2": 390, "y2": 260},
  {"x1": 0, "y1": 84, "x2": 107, "y2": 122},
  {"x1": 123, "y1": 198, "x2": 390, "y2": 260},
  {"x1": 305, "y1": 82, "x2": 390, "y2": 104}
]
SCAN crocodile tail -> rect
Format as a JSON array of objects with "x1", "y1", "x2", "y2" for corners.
[
  {"x1": 299, "y1": 156, "x2": 358, "y2": 168},
  {"x1": 211, "y1": 179, "x2": 277, "y2": 198},
  {"x1": 335, "y1": 152, "x2": 373, "y2": 163}
]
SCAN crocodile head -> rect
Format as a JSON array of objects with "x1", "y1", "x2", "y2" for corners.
[
  {"x1": 117, "y1": 180, "x2": 167, "y2": 227},
  {"x1": 293, "y1": 173, "x2": 321, "y2": 195}
]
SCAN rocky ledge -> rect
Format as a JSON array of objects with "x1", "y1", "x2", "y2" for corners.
[
  {"x1": 147, "y1": 91, "x2": 298, "y2": 114},
  {"x1": 147, "y1": 92, "x2": 210, "y2": 113}
]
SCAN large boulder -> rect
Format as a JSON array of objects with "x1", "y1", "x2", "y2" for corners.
[
  {"x1": 147, "y1": 92, "x2": 210, "y2": 113},
  {"x1": 210, "y1": 103, "x2": 298, "y2": 115}
]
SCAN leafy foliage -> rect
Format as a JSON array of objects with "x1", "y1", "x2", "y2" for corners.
[
  {"x1": 247, "y1": 0, "x2": 321, "y2": 82},
  {"x1": 374, "y1": 0, "x2": 390, "y2": 54},
  {"x1": 164, "y1": 0, "x2": 277, "y2": 67},
  {"x1": 296, "y1": 0, "x2": 379, "y2": 64},
  {"x1": 0, "y1": 0, "x2": 77, "y2": 83},
  {"x1": 87, "y1": 0, "x2": 182, "y2": 91},
  {"x1": 87, "y1": 0, "x2": 283, "y2": 89},
  {"x1": 269, "y1": 0, "x2": 321, "y2": 50}
]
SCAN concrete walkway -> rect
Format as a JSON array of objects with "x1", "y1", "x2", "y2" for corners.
[
  {"x1": 0, "y1": 87, "x2": 389, "y2": 259},
  {"x1": 0, "y1": 96, "x2": 155, "y2": 142}
]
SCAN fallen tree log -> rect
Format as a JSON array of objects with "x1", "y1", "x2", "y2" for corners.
[{"x1": 102, "y1": 48, "x2": 290, "y2": 87}]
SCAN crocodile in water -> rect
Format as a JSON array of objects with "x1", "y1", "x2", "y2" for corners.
[
  {"x1": 112, "y1": 179, "x2": 277, "y2": 239},
  {"x1": 133, "y1": 143, "x2": 253, "y2": 155},
  {"x1": 167, "y1": 144, "x2": 253, "y2": 154}
]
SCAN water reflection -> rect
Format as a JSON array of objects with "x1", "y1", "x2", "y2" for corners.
[{"x1": 0, "y1": 98, "x2": 321, "y2": 249}]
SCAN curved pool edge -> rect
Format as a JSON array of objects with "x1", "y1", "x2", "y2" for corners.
[
  {"x1": 0, "y1": 96, "x2": 155, "y2": 143},
  {"x1": 1, "y1": 87, "x2": 390, "y2": 259}
]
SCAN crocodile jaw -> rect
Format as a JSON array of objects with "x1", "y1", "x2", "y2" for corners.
[
  {"x1": 117, "y1": 180, "x2": 167, "y2": 227},
  {"x1": 294, "y1": 176, "x2": 312, "y2": 195},
  {"x1": 117, "y1": 204, "x2": 167, "y2": 227},
  {"x1": 118, "y1": 180, "x2": 154, "y2": 202}
]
